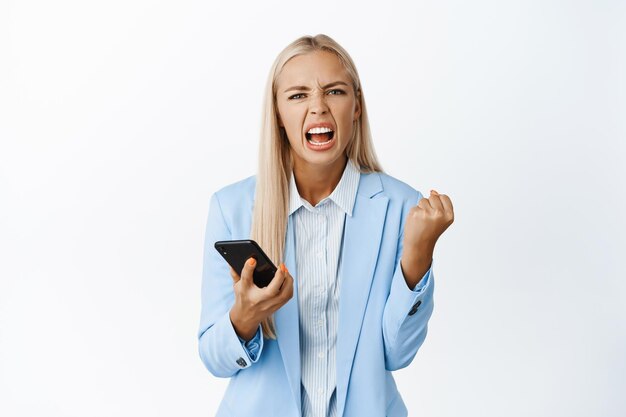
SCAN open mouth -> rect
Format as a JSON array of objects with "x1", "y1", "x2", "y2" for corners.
[{"x1": 305, "y1": 130, "x2": 335, "y2": 145}]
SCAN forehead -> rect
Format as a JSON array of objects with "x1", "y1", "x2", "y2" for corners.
[{"x1": 276, "y1": 50, "x2": 351, "y2": 89}]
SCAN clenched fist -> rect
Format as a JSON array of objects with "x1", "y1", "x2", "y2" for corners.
[{"x1": 400, "y1": 189, "x2": 454, "y2": 287}]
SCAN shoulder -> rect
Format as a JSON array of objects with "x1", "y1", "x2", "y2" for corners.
[
  {"x1": 362, "y1": 171, "x2": 424, "y2": 204},
  {"x1": 211, "y1": 175, "x2": 257, "y2": 213},
  {"x1": 213, "y1": 175, "x2": 256, "y2": 198},
  {"x1": 379, "y1": 171, "x2": 423, "y2": 200}
]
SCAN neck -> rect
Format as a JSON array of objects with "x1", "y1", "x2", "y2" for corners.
[{"x1": 292, "y1": 156, "x2": 348, "y2": 207}]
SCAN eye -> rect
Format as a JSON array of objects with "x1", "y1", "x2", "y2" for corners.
[
  {"x1": 328, "y1": 89, "x2": 345, "y2": 95},
  {"x1": 288, "y1": 93, "x2": 305, "y2": 100}
]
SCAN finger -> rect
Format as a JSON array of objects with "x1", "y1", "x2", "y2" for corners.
[
  {"x1": 230, "y1": 266, "x2": 241, "y2": 283},
  {"x1": 427, "y1": 192, "x2": 445, "y2": 212},
  {"x1": 418, "y1": 194, "x2": 433, "y2": 210},
  {"x1": 240, "y1": 257, "x2": 257, "y2": 288},
  {"x1": 270, "y1": 269, "x2": 294, "y2": 309},
  {"x1": 439, "y1": 194, "x2": 454, "y2": 218},
  {"x1": 265, "y1": 263, "x2": 287, "y2": 296},
  {"x1": 279, "y1": 270, "x2": 294, "y2": 303}
]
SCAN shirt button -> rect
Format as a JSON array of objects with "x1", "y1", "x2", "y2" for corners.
[
  {"x1": 317, "y1": 251, "x2": 323, "y2": 258},
  {"x1": 317, "y1": 320, "x2": 324, "y2": 327},
  {"x1": 318, "y1": 388, "x2": 324, "y2": 395},
  {"x1": 318, "y1": 351, "x2": 325, "y2": 358}
]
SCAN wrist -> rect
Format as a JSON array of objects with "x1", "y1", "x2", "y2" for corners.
[
  {"x1": 229, "y1": 305, "x2": 259, "y2": 341},
  {"x1": 403, "y1": 238, "x2": 435, "y2": 257},
  {"x1": 400, "y1": 245, "x2": 433, "y2": 288}
]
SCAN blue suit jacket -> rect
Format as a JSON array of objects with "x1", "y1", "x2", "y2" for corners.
[{"x1": 198, "y1": 170, "x2": 435, "y2": 417}]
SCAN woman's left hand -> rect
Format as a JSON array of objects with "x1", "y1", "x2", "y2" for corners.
[{"x1": 403, "y1": 189, "x2": 454, "y2": 255}]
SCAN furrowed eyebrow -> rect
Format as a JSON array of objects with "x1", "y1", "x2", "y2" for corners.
[{"x1": 283, "y1": 81, "x2": 349, "y2": 93}]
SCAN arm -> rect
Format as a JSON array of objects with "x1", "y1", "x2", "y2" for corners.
[
  {"x1": 382, "y1": 191, "x2": 435, "y2": 371},
  {"x1": 197, "y1": 192, "x2": 265, "y2": 377},
  {"x1": 383, "y1": 188, "x2": 454, "y2": 370}
]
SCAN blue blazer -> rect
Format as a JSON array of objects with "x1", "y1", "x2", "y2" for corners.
[{"x1": 198, "y1": 170, "x2": 435, "y2": 417}]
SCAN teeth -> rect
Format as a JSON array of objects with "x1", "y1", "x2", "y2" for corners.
[{"x1": 307, "y1": 126, "x2": 333, "y2": 134}]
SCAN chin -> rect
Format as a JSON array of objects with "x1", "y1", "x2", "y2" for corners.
[{"x1": 304, "y1": 152, "x2": 347, "y2": 167}]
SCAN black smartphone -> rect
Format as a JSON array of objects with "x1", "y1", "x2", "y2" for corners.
[{"x1": 214, "y1": 239, "x2": 278, "y2": 288}]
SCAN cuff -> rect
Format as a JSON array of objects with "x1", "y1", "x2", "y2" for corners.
[
  {"x1": 388, "y1": 257, "x2": 434, "y2": 314},
  {"x1": 237, "y1": 325, "x2": 264, "y2": 363},
  {"x1": 410, "y1": 259, "x2": 433, "y2": 293}
]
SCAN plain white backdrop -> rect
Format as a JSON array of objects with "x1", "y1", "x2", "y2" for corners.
[{"x1": 1, "y1": 0, "x2": 625, "y2": 416}]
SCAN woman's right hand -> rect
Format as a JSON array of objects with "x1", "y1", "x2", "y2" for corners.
[{"x1": 228, "y1": 257, "x2": 294, "y2": 341}]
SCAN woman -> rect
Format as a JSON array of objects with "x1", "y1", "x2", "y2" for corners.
[{"x1": 198, "y1": 34, "x2": 454, "y2": 417}]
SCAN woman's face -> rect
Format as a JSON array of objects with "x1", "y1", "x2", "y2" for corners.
[{"x1": 275, "y1": 50, "x2": 361, "y2": 170}]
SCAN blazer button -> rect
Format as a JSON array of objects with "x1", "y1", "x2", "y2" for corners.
[
  {"x1": 408, "y1": 300, "x2": 422, "y2": 316},
  {"x1": 236, "y1": 357, "x2": 247, "y2": 367}
]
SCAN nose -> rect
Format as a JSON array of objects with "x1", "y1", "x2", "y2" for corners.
[{"x1": 309, "y1": 91, "x2": 329, "y2": 115}]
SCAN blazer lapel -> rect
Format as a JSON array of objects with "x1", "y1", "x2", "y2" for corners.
[
  {"x1": 274, "y1": 214, "x2": 302, "y2": 415},
  {"x1": 336, "y1": 172, "x2": 388, "y2": 417}
]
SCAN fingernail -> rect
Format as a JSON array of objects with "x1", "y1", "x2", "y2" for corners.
[
  {"x1": 249, "y1": 258, "x2": 256, "y2": 266},
  {"x1": 431, "y1": 189, "x2": 438, "y2": 195},
  {"x1": 280, "y1": 263, "x2": 286, "y2": 273}
]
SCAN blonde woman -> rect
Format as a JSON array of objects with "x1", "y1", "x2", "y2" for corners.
[{"x1": 198, "y1": 34, "x2": 454, "y2": 417}]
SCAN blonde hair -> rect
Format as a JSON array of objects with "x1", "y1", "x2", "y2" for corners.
[{"x1": 252, "y1": 34, "x2": 383, "y2": 339}]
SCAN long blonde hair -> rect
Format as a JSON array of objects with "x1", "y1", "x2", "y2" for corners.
[{"x1": 252, "y1": 34, "x2": 383, "y2": 339}]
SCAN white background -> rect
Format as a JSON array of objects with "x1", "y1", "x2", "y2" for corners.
[{"x1": 1, "y1": 1, "x2": 625, "y2": 416}]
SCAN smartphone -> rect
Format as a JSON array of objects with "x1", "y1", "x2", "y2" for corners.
[{"x1": 214, "y1": 239, "x2": 278, "y2": 288}]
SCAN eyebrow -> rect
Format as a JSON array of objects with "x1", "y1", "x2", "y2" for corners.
[{"x1": 283, "y1": 81, "x2": 350, "y2": 93}]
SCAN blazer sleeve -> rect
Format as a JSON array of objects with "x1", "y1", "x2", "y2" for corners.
[
  {"x1": 382, "y1": 190, "x2": 435, "y2": 371},
  {"x1": 197, "y1": 192, "x2": 265, "y2": 377}
]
